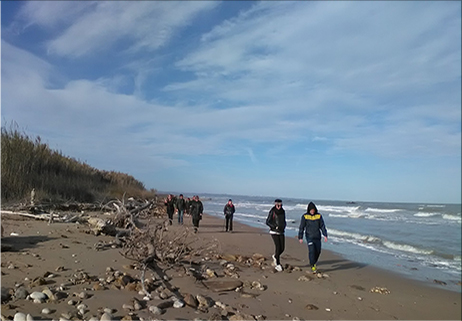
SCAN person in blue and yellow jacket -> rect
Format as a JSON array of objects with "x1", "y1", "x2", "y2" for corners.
[{"x1": 298, "y1": 202, "x2": 328, "y2": 273}]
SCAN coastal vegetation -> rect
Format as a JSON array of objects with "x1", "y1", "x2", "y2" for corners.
[{"x1": 1, "y1": 124, "x2": 156, "y2": 205}]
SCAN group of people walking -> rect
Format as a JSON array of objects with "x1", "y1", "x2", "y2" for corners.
[
  {"x1": 164, "y1": 194, "x2": 203, "y2": 233},
  {"x1": 164, "y1": 195, "x2": 328, "y2": 273},
  {"x1": 266, "y1": 199, "x2": 328, "y2": 273}
]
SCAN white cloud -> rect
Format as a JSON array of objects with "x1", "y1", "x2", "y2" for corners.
[
  {"x1": 43, "y1": 1, "x2": 219, "y2": 58},
  {"x1": 16, "y1": 1, "x2": 96, "y2": 29}
]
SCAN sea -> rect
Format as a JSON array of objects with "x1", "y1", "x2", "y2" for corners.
[{"x1": 196, "y1": 193, "x2": 461, "y2": 293}]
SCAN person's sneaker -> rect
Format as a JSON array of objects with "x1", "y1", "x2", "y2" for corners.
[
  {"x1": 275, "y1": 264, "x2": 283, "y2": 272},
  {"x1": 311, "y1": 264, "x2": 317, "y2": 274},
  {"x1": 272, "y1": 255, "x2": 277, "y2": 266}
]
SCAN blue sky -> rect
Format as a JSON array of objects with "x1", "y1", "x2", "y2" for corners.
[{"x1": 1, "y1": 1, "x2": 461, "y2": 204}]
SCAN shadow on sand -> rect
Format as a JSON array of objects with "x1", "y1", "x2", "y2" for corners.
[
  {"x1": 1, "y1": 235, "x2": 56, "y2": 252},
  {"x1": 293, "y1": 258, "x2": 368, "y2": 272}
]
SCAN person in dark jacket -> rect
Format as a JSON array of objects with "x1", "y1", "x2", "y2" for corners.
[
  {"x1": 266, "y1": 199, "x2": 286, "y2": 272},
  {"x1": 190, "y1": 195, "x2": 204, "y2": 233},
  {"x1": 185, "y1": 197, "x2": 191, "y2": 215},
  {"x1": 223, "y1": 199, "x2": 235, "y2": 232},
  {"x1": 176, "y1": 194, "x2": 186, "y2": 225},
  {"x1": 298, "y1": 202, "x2": 328, "y2": 273},
  {"x1": 164, "y1": 194, "x2": 175, "y2": 225}
]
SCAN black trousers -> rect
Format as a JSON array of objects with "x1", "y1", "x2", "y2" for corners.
[
  {"x1": 271, "y1": 233, "x2": 285, "y2": 265},
  {"x1": 167, "y1": 211, "x2": 174, "y2": 224},
  {"x1": 192, "y1": 216, "x2": 201, "y2": 228},
  {"x1": 225, "y1": 214, "x2": 233, "y2": 231}
]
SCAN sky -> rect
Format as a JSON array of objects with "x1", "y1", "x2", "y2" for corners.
[{"x1": 1, "y1": 1, "x2": 461, "y2": 204}]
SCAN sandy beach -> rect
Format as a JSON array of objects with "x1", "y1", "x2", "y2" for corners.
[{"x1": 1, "y1": 208, "x2": 461, "y2": 320}]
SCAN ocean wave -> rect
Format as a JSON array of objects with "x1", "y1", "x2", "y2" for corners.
[
  {"x1": 326, "y1": 210, "x2": 459, "y2": 227},
  {"x1": 234, "y1": 201, "x2": 272, "y2": 209},
  {"x1": 442, "y1": 214, "x2": 461, "y2": 223},
  {"x1": 328, "y1": 235, "x2": 461, "y2": 271},
  {"x1": 329, "y1": 229, "x2": 379, "y2": 242},
  {"x1": 328, "y1": 213, "x2": 351, "y2": 218},
  {"x1": 283, "y1": 204, "x2": 306, "y2": 211},
  {"x1": 382, "y1": 240, "x2": 433, "y2": 255},
  {"x1": 329, "y1": 229, "x2": 434, "y2": 255},
  {"x1": 235, "y1": 212, "x2": 266, "y2": 220},
  {"x1": 365, "y1": 207, "x2": 401, "y2": 213},
  {"x1": 318, "y1": 205, "x2": 360, "y2": 213},
  {"x1": 414, "y1": 212, "x2": 439, "y2": 217}
]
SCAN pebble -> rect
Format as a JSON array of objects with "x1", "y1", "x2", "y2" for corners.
[
  {"x1": 183, "y1": 293, "x2": 198, "y2": 308},
  {"x1": 123, "y1": 303, "x2": 134, "y2": 311},
  {"x1": 173, "y1": 300, "x2": 185, "y2": 308},
  {"x1": 77, "y1": 303, "x2": 87, "y2": 310},
  {"x1": 305, "y1": 304, "x2": 318, "y2": 310},
  {"x1": 13, "y1": 312, "x2": 26, "y2": 321},
  {"x1": 29, "y1": 291, "x2": 47, "y2": 302},
  {"x1": 134, "y1": 301, "x2": 143, "y2": 310},
  {"x1": 148, "y1": 305, "x2": 164, "y2": 315},
  {"x1": 78, "y1": 291, "x2": 89, "y2": 299},
  {"x1": 41, "y1": 308, "x2": 51, "y2": 315},
  {"x1": 196, "y1": 294, "x2": 214, "y2": 307},
  {"x1": 14, "y1": 287, "x2": 28, "y2": 300},
  {"x1": 100, "y1": 312, "x2": 112, "y2": 321},
  {"x1": 370, "y1": 286, "x2": 391, "y2": 294}
]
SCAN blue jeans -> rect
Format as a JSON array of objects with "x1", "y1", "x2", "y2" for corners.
[{"x1": 178, "y1": 210, "x2": 184, "y2": 224}]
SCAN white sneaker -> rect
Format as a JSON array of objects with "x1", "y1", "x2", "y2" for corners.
[
  {"x1": 275, "y1": 264, "x2": 283, "y2": 272},
  {"x1": 272, "y1": 255, "x2": 277, "y2": 266}
]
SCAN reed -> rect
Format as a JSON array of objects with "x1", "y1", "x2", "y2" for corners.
[{"x1": 1, "y1": 124, "x2": 156, "y2": 204}]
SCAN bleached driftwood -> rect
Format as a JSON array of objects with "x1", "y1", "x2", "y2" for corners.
[
  {"x1": 87, "y1": 217, "x2": 118, "y2": 236},
  {"x1": 1, "y1": 210, "x2": 53, "y2": 221},
  {"x1": 0, "y1": 210, "x2": 83, "y2": 223}
]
